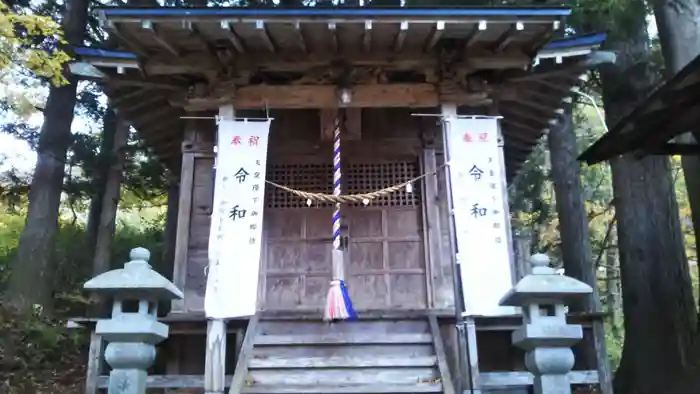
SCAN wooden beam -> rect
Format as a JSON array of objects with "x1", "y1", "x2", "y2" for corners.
[
  {"x1": 501, "y1": 117, "x2": 543, "y2": 135},
  {"x1": 183, "y1": 20, "x2": 224, "y2": 66},
  {"x1": 394, "y1": 21, "x2": 409, "y2": 53},
  {"x1": 424, "y1": 21, "x2": 445, "y2": 52},
  {"x1": 84, "y1": 331, "x2": 103, "y2": 394},
  {"x1": 174, "y1": 83, "x2": 490, "y2": 110},
  {"x1": 319, "y1": 108, "x2": 339, "y2": 141},
  {"x1": 171, "y1": 118, "x2": 198, "y2": 312},
  {"x1": 111, "y1": 87, "x2": 148, "y2": 106},
  {"x1": 103, "y1": 73, "x2": 188, "y2": 90},
  {"x1": 228, "y1": 315, "x2": 260, "y2": 394},
  {"x1": 106, "y1": 21, "x2": 149, "y2": 58},
  {"x1": 493, "y1": 22, "x2": 524, "y2": 52},
  {"x1": 256, "y1": 20, "x2": 276, "y2": 52},
  {"x1": 429, "y1": 315, "x2": 455, "y2": 394},
  {"x1": 464, "y1": 20, "x2": 487, "y2": 49},
  {"x1": 500, "y1": 96, "x2": 561, "y2": 116},
  {"x1": 204, "y1": 320, "x2": 227, "y2": 394},
  {"x1": 498, "y1": 86, "x2": 564, "y2": 109},
  {"x1": 328, "y1": 22, "x2": 338, "y2": 53},
  {"x1": 479, "y1": 370, "x2": 599, "y2": 389},
  {"x1": 142, "y1": 20, "x2": 180, "y2": 57},
  {"x1": 362, "y1": 20, "x2": 372, "y2": 53},
  {"x1": 140, "y1": 50, "x2": 533, "y2": 75},
  {"x1": 633, "y1": 84, "x2": 700, "y2": 126},
  {"x1": 294, "y1": 21, "x2": 307, "y2": 54},
  {"x1": 502, "y1": 106, "x2": 548, "y2": 125},
  {"x1": 220, "y1": 20, "x2": 246, "y2": 53},
  {"x1": 138, "y1": 107, "x2": 181, "y2": 127},
  {"x1": 524, "y1": 20, "x2": 559, "y2": 54},
  {"x1": 503, "y1": 129, "x2": 540, "y2": 147}
]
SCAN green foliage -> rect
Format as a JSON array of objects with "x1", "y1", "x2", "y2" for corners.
[
  {"x1": 0, "y1": 202, "x2": 165, "y2": 391},
  {"x1": 0, "y1": 2, "x2": 70, "y2": 86},
  {"x1": 0, "y1": 204, "x2": 166, "y2": 312},
  {"x1": 0, "y1": 303, "x2": 87, "y2": 394}
]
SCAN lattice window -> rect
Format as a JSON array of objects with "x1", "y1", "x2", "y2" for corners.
[
  {"x1": 265, "y1": 162, "x2": 421, "y2": 208},
  {"x1": 266, "y1": 164, "x2": 333, "y2": 208},
  {"x1": 345, "y1": 162, "x2": 420, "y2": 207}
]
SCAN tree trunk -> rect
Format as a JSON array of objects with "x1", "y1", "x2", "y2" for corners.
[
  {"x1": 547, "y1": 108, "x2": 613, "y2": 394},
  {"x1": 651, "y1": 0, "x2": 700, "y2": 325},
  {"x1": 547, "y1": 109, "x2": 598, "y2": 311},
  {"x1": 91, "y1": 111, "x2": 129, "y2": 277},
  {"x1": 600, "y1": 19, "x2": 698, "y2": 393},
  {"x1": 85, "y1": 104, "x2": 118, "y2": 263},
  {"x1": 2, "y1": 0, "x2": 89, "y2": 314}
]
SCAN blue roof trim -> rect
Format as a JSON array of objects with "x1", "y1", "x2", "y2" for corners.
[
  {"x1": 543, "y1": 32, "x2": 607, "y2": 50},
  {"x1": 75, "y1": 46, "x2": 138, "y2": 60},
  {"x1": 99, "y1": 7, "x2": 571, "y2": 18}
]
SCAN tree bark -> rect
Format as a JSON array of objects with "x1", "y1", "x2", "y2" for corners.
[
  {"x1": 651, "y1": 0, "x2": 700, "y2": 324},
  {"x1": 547, "y1": 109, "x2": 613, "y2": 394},
  {"x1": 91, "y1": 111, "x2": 129, "y2": 277},
  {"x1": 85, "y1": 105, "x2": 118, "y2": 264},
  {"x1": 600, "y1": 18, "x2": 698, "y2": 393},
  {"x1": 2, "y1": 0, "x2": 89, "y2": 314},
  {"x1": 547, "y1": 109, "x2": 598, "y2": 311}
]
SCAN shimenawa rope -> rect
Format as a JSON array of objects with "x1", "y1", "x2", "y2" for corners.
[{"x1": 264, "y1": 162, "x2": 448, "y2": 204}]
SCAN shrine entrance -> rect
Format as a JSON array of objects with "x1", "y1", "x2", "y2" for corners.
[{"x1": 260, "y1": 160, "x2": 428, "y2": 311}]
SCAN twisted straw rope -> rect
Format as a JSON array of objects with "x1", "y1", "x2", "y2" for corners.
[{"x1": 265, "y1": 163, "x2": 448, "y2": 204}]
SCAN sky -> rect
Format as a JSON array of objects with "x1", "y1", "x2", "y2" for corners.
[{"x1": 0, "y1": 15, "x2": 660, "y2": 177}]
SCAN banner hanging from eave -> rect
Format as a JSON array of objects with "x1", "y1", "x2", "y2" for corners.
[
  {"x1": 205, "y1": 119, "x2": 272, "y2": 319},
  {"x1": 445, "y1": 117, "x2": 516, "y2": 317}
]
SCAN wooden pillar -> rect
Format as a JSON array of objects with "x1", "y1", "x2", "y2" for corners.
[
  {"x1": 172, "y1": 114, "x2": 198, "y2": 313},
  {"x1": 420, "y1": 124, "x2": 438, "y2": 308},
  {"x1": 84, "y1": 330, "x2": 104, "y2": 394},
  {"x1": 204, "y1": 104, "x2": 233, "y2": 394},
  {"x1": 438, "y1": 103, "x2": 482, "y2": 394}
]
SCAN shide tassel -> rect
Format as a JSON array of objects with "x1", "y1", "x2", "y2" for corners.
[
  {"x1": 324, "y1": 280, "x2": 357, "y2": 322},
  {"x1": 323, "y1": 114, "x2": 356, "y2": 323}
]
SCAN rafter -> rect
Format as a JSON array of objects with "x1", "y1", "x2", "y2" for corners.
[
  {"x1": 362, "y1": 20, "x2": 372, "y2": 53},
  {"x1": 464, "y1": 20, "x2": 487, "y2": 49},
  {"x1": 492, "y1": 22, "x2": 524, "y2": 53},
  {"x1": 394, "y1": 21, "x2": 409, "y2": 53},
  {"x1": 328, "y1": 22, "x2": 338, "y2": 53},
  {"x1": 220, "y1": 20, "x2": 246, "y2": 53},
  {"x1": 294, "y1": 21, "x2": 308, "y2": 54},
  {"x1": 256, "y1": 20, "x2": 276, "y2": 53},
  {"x1": 424, "y1": 21, "x2": 444, "y2": 52},
  {"x1": 141, "y1": 20, "x2": 180, "y2": 57}
]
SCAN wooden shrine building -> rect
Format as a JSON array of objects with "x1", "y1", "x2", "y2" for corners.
[
  {"x1": 72, "y1": 5, "x2": 614, "y2": 394},
  {"x1": 580, "y1": 52, "x2": 700, "y2": 162}
]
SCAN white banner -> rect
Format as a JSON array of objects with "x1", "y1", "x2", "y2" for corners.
[
  {"x1": 445, "y1": 117, "x2": 516, "y2": 317},
  {"x1": 205, "y1": 119, "x2": 272, "y2": 319}
]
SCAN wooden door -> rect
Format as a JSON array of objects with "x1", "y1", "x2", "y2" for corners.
[{"x1": 261, "y1": 161, "x2": 427, "y2": 311}]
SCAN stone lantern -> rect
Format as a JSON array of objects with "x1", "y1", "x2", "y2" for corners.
[
  {"x1": 499, "y1": 253, "x2": 593, "y2": 394},
  {"x1": 84, "y1": 247, "x2": 184, "y2": 394}
]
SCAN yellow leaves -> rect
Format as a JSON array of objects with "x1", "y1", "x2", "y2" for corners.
[{"x1": 0, "y1": 2, "x2": 70, "y2": 86}]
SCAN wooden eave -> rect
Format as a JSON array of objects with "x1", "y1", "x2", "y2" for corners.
[
  {"x1": 579, "y1": 53, "x2": 700, "y2": 164},
  {"x1": 72, "y1": 6, "x2": 607, "y2": 179}
]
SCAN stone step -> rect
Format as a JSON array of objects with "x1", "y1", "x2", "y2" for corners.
[{"x1": 241, "y1": 383, "x2": 443, "y2": 394}]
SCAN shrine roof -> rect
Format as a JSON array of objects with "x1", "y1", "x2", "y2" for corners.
[
  {"x1": 579, "y1": 53, "x2": 700, "y2": 164},
  {"x1": 71, "y1": 5, "x2": 609, "y2": 180},
  {"x1": 97, "y1": 6, "x2": 571, "y2": 20}
]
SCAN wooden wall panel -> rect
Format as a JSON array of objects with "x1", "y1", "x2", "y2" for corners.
[{"x1": 177, "y1": 108, "x2": 455, "y2": 314}]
